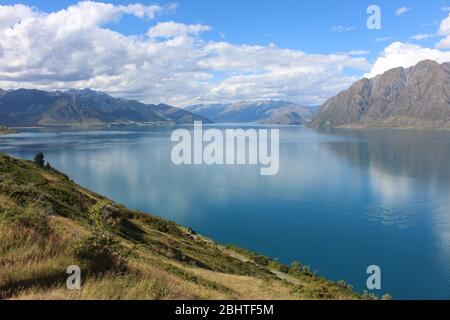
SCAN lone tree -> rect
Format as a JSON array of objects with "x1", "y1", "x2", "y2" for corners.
[{"x1": 34, "y1": 152, "x2": 45, "y2": 167}]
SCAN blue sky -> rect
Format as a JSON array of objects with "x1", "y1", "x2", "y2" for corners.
[
  {"x1": 1, "y1": 1, "x2": 450, "y2": 106},
  {"x1": 3, "y1": 0, "x2": 448, "y2": 58}
]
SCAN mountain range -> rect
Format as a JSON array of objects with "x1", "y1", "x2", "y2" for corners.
[
  {"x1": 2, "y1": 60, "x2": 449, "y2": 129},
  {"x1": 186, "y1": 100, "x2": 316, "y2": 125},
  {"x1": 0, "y1": 88, "x2": 210, "y2": 127},
  {"x1": 311, "y1": 60, "x2": 450, "y2": 128}
]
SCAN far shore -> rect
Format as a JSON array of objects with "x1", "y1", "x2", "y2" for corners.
[{"x1": 0, "y1": 127, "x2": 19, "y2": 135}]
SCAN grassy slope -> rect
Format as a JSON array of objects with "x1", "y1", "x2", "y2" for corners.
[
  {"x1": 0, "y1": 127, "x2": 17, "y2": 135},
  {"x1": 0, "y1": 153, "x2": 364, "y2": 300}
]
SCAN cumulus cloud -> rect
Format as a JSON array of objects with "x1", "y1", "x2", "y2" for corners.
[
  {"x1": 364, "y1": 12, "x2": 450, "y2": 78},
  {"x1": 0, "y1": 1, "x2": 372, "y2": 107},
  {"x1": 0, "y1": 4, "x2": 37, "y2": 30},
  {"x1": 437, "y1": 13, "x2": 450, "y2": 48},
  {"x1": 148, "y1": 21, "x2": 212, "y2": 38},
  {"x1": 198, "y1": 43, "x2": 370, "y2": 104},
  {"x1": 346, "y1": 50, "x2": 370, "y2": 56},
  {"x1": 365, "y1": 42, "x2": 450, "y2": 78},
  {"x1": 395, "y1": 7, "x2": 412, "y2": 16}
]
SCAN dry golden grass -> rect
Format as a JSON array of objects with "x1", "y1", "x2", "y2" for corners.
[
  {"x1": 14, "y1": 272, "x2": 197, "y2": 300},
  {"x1": 0, "y1": 223, "x2": 71, "y2": 299},
  {"x1": 1, "y1": 218, "x2": 359, "y2": 300},
  {"x1": 185, "y1": 267, "x2": 298, "y2": 300}
]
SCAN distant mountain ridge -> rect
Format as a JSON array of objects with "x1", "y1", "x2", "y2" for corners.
[
  {"x1": 186, "y1": 100, "x2": 314, "y2": 125},
  {"x1": 311, "y1": 60, "x2": 450, "y2": 128},
  {"x1": 0, "y1": 88, "x2": 211, "y2": 127}
]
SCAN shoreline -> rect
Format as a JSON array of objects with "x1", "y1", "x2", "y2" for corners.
[
  {"x1": 0, "y1": 151, "x2": 367, "y2": 300},
  {"x1": 0, "y1": 127, "x2": 19, "y2": 135}
]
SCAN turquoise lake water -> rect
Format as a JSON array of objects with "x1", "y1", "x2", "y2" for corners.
[{"x1": 1, "y1": 125, "x2": 449, "y2": 299}]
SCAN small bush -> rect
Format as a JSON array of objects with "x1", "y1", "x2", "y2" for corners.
[
  {"x1": 278, "y1": 264, "x2": 289, "y2": 273},
  {"x1": 253, "y1": 254, "x2": 270, "y2": 267},
  {"x1": 289, "y1": 261, "x2": 302, "y2": 274},
  {"x1": 71, "y1": 202, "x2": 125, "y2": 273},
  {"x1": 72, "y1": 234, "x2": 121, "y2": 273},
  {"x1": 137, "y1": 213, "x2": 182, "y2": 236}
]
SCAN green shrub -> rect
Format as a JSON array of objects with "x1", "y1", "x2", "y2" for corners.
[
  {"x1": 71, "y1": 202, "x2": 124, "y2": 273},
  {"x1": 136, "y1": 213, "x2": 182, "y2": 236},
  {"x1": 278, "y1": 264, "x2": 289, "y2": 273},
  {"x1": 72, "y1": 234, "x2": 121, "y2": 273},
  {"x1": 253, "y1": 254, "x2": 270, "y2": 267},
  {"x1": 289, "y1": 261, "x2": 302, "y2": 274}
]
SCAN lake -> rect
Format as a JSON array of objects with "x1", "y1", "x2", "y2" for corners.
[{"x1": 1, "y1": 125, "x2": 449, "y2": 299}]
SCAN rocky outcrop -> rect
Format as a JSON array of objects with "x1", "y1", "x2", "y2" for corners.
[{"x1": 311, "y1": 60, "x2": 450, "y2": 128}]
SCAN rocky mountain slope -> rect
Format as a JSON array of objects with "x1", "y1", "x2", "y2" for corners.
[
  {"x1": 311, "y1": 60, "x2": 450, "y2": 128},
  {"x1": 0, "y1": 152, "x2": 368, "y2": 300},
  {"x1": 0, "y1": 88, "x2": 211, "y2": 127},
  {"x1": 187, "y1": 100, "x2": 313, "y2": 125}
]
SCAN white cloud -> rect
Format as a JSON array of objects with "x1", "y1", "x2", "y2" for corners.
[
  {"x1": 148, "y1": 21, "x2": 212, "y2": 38},
  {"x1": 122, "y1": 3, "x2": 177, "y2": 20},
  {"x1": 198, "y1": 44, "x2": 370, "y2": 104},
  {"x1": 347, "y1": 50, "x2": 370, "y2": 56},
  {"x1": 375, "y1": 36, "x2": 393, "y2": 42},
  {"x1": 365, "y1": 42, "x2": 450, "y2": 78},
  {"x1": 437, "y1": 13, "x2": 450, "y2": 48},
  {"x1": 442, "y1": 7, "x2": 450, "y2": 12},
  {"x1": 365, "y1": 12, "x2": 450, "y2": 78},
  {"x1": 0, "y1": 2, "x2": 371, "y2": 107},
  {"x1": 331, "y1": 25, "x2": 355, "y2": 32},
  {"x1": 335, "y1": 50, "x2": 370, "y2": 56},
  {"x1": 0, "y1": 4, "x2": 37, "y2": 30},
  {"x1": 395, "y1": 7, "x2": 412, "y2": 16},
  {"x1": 410, "y1": 33, "x2": 436, "y2": 41},
  {"x1": 4, "y1": 2, "x2": 450, "y2": 107}
]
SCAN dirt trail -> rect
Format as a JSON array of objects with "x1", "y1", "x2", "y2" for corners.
[{"x1": 218, "y1": 246, "x2": 307, "y2": 286}]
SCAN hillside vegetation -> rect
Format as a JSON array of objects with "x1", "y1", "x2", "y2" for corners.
[
  {"x1": 0, "y1": 153, "x2": 369, "y2": 300},
  {"x1": 0, "y1": 127, "x2": 16, "y2": 135}
]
